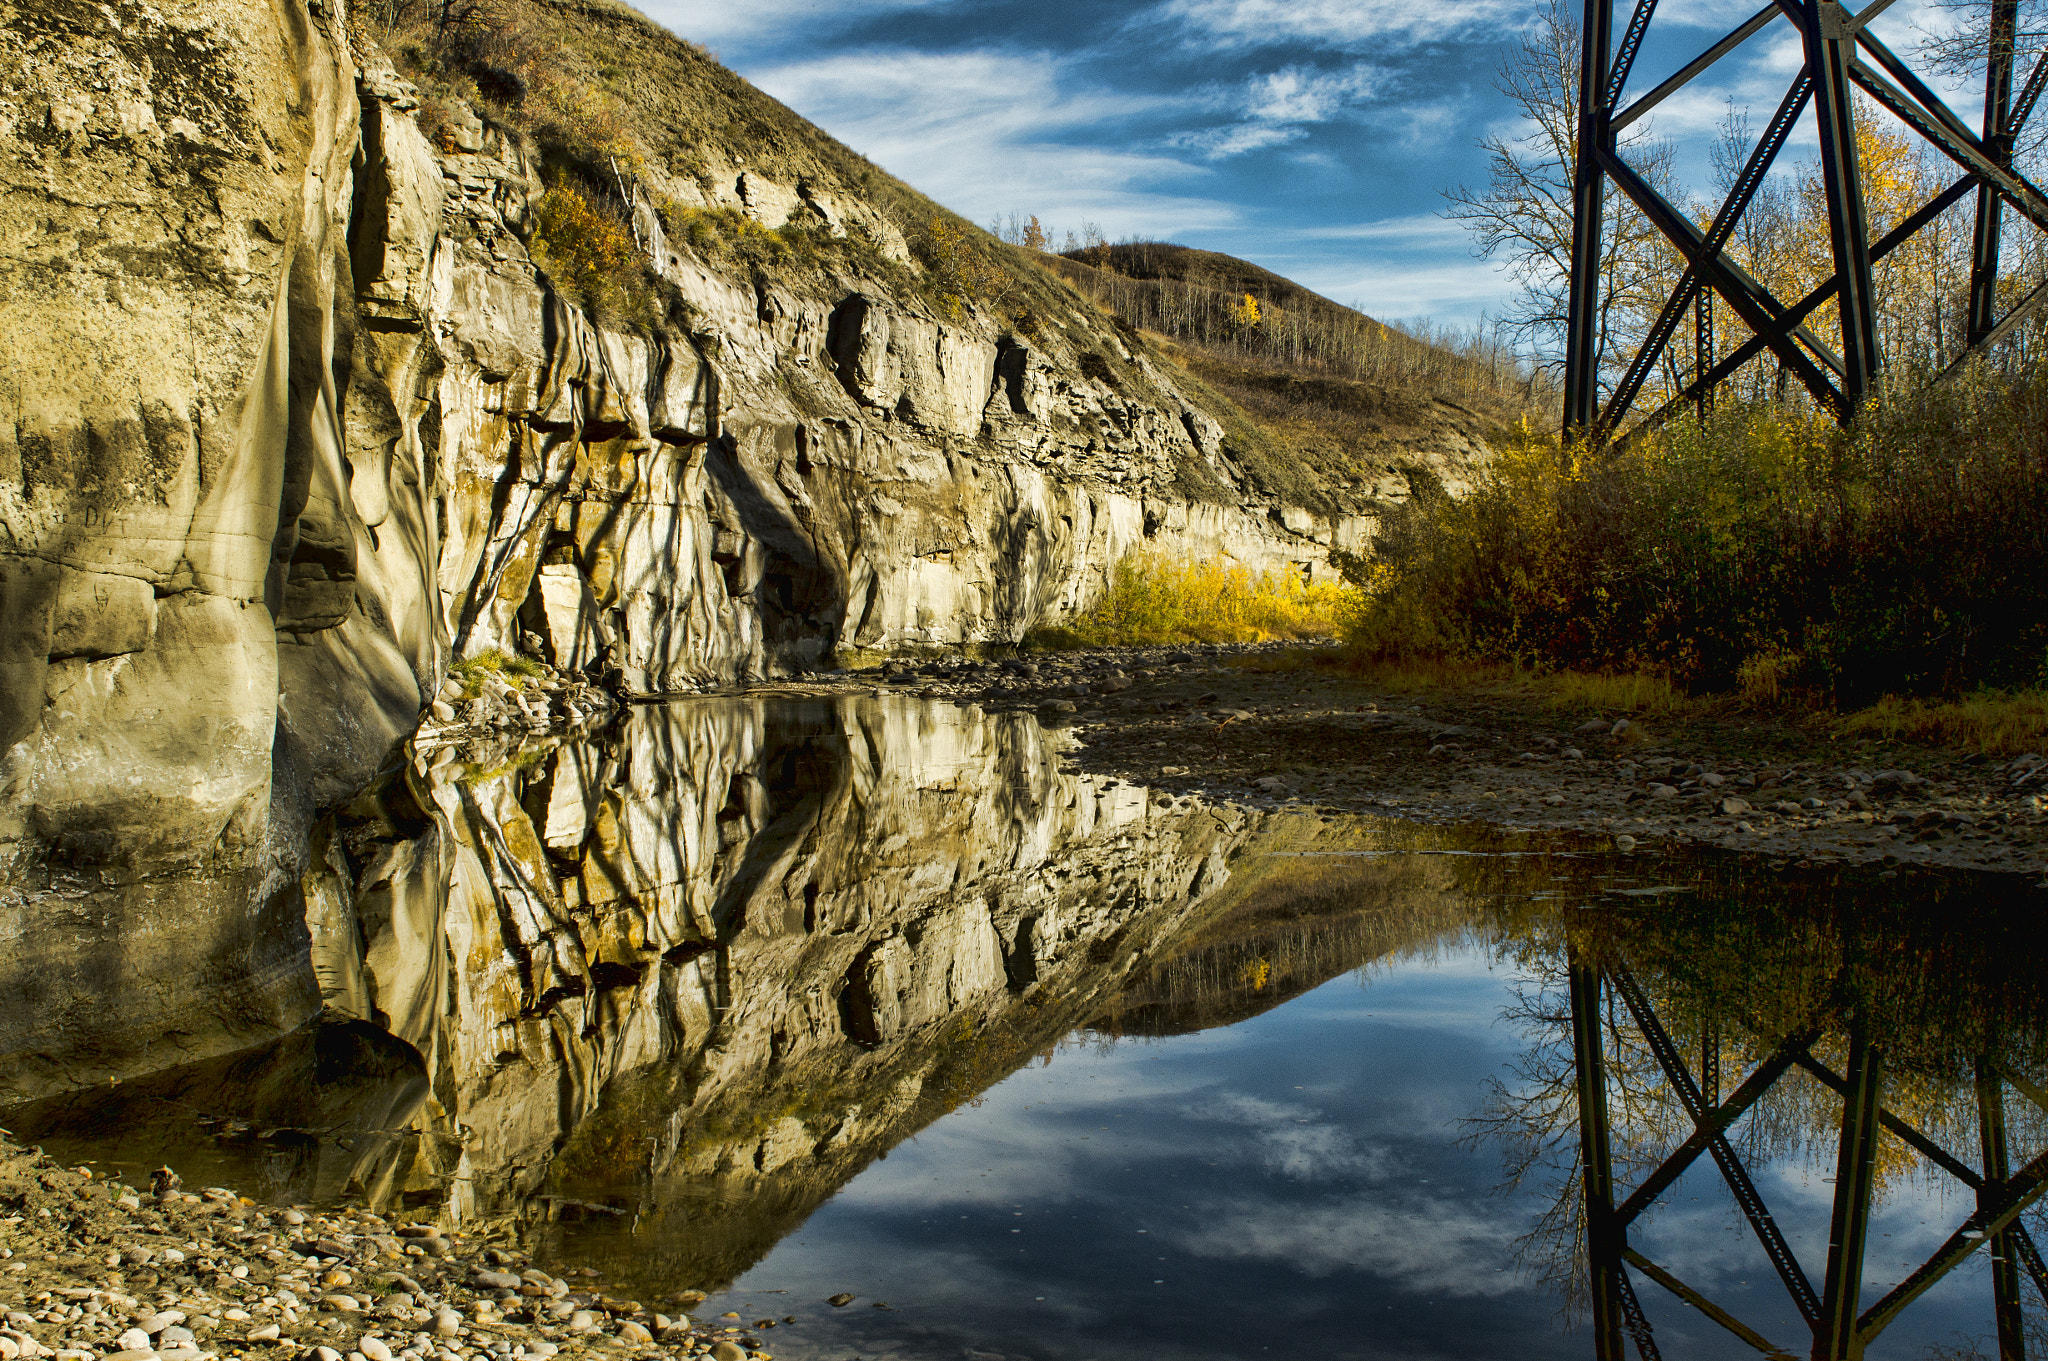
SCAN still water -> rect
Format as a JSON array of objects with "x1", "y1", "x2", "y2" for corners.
[{"x1": 9, "y1": 697, "x2": 2047, "y2": 1359}]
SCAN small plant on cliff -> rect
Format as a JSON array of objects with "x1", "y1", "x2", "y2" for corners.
[
  {"x1": 448, "y1": 647, "x2": 546, "y2": 699},
  {"x1": 911, "y1": 214, "x2": 1018, "y2": 320},
  {"x1": 529, "y1": 178, "x2": 657, "y2": 327}
]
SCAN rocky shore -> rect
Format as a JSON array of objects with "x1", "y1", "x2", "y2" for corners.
[
  {"x1": 745, "y1": 642, "x2": 2048, "y2": 876},
  {"x1": 0, "y1": 1141, "x2": 780, "y2": 1361}
]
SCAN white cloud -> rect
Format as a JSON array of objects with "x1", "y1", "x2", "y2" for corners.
[
  {"x1": 1295, "y1": 259, "x2": 1516, "y2": 322},
  {"x1": 1158, "y1": 0, "x2": 1526, "y2": 51},
  {"x1": 1183, "y1": 1091, "x2": 1394, "y2": 1179},
  {"x1": 1297, "y1": 214, "x2": 1471, "y2": 242},
  {"x1": 748, "y1": 48, "x2": 1238, "y2": 236},
  {"x1": 1187, "y1": 123, "x2": 1311, "y2": 157},
  {"x1": 1180, "y1": 63, "x2": 1383, "y2": 159},
  {"x1": 1177, "y1": 1191, "x2": 1529, "y2": 1292},
  {"x1": 641, "y1": 0, "x2": 948, "y2": 49},
  {"x1": 1248, "y1": 64, "x2": 1379, "y2": 121}
]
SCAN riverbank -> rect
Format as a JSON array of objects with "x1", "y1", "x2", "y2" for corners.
[
  {"x1": 0, "y1": 1139, "x2": 775, "y2": 1361},
  {"x1": 751, "y1": 643, "x2": 2048, "y2": 875}
]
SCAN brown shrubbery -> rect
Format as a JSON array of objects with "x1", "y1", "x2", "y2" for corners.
[{"x1": 1344, "y1": 367, "x2": 2048, "y2": 704}]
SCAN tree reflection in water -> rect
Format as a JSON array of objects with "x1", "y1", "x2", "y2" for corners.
[{"x1": 1460, "y1": 852, "x2": 2048, "y2": 1359}]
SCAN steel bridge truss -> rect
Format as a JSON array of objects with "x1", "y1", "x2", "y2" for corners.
[
  {"x1": 1563, "y1": 0, "x2": 2048, "y2": 439},
  {"x1": 1570, "y1": 949, "x2": 2048, "y2": 1359}
]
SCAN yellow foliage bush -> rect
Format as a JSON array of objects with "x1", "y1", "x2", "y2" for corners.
[
  {"x1": 1029, "y1": 552, "x2": 1356, "y2": 647},
  {"x1": 529, "y1": 180, "x2": 656, "y2": 325},
  {"x1": 912, "y1": 214, "x2": 1017, "y2": 320}
]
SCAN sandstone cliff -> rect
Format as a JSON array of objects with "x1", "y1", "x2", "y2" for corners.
[{"x1": 0, "y1": 0, "x2": 1493, "y2": 1098}]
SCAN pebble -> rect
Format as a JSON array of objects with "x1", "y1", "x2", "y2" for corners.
[
  {"x1": 0, "y1": 1133, "x2": 734, "y2": 1361},
  {"x1": 710, "y1": 1346, "x2": 746, "y2": 1361}
]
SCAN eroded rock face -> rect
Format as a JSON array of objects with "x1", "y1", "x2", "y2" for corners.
[
  {"x1": 0, "y1": 0, "x2": 1479, "y2": 1091},
  {"x1": 0, "y1": 0, "x2": 366, "y2": 1090}
]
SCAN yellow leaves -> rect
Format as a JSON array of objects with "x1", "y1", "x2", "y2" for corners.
[
  {"x1": 1030, "y1": 551, "x2": 1356, "y2": 646},
  {"x1": 912, "y1": 214, "x2": 1016, "y2": 320},
  {"x1": 530, "y1": 180, "x2": 654, "y2": 324},
  {"x1": 1230, "y1": 292, "x2": 1262, "y2": 328}
]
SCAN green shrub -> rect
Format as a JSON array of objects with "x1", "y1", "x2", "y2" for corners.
[{"x1": 1346, "y1": 368, "x2": 2048, "y2": 702}]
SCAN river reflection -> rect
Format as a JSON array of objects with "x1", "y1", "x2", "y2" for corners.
[{"x1": 8, "y1": 698, "x2": 2048, "y2": 1359}]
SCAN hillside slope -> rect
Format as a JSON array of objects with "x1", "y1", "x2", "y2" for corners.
[{"x1": 1050, "y1": 243, "x2": 1529, "y2": 516}]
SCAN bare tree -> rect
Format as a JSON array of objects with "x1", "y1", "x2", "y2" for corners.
[{"x1": 1442, "y1": 0, "x2": 1684, "y2": 393}]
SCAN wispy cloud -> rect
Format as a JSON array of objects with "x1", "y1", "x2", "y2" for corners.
[
  {"x1": 1294, "y1": 259, "x2": 1515, "y2": 323},
  {"x1": 1177, "y1": 1191, "x2": 1528, "y2": 1291},
  {"x1": 749, "y1": 48, "x2": 1237, "y2": 235},
  {"x1": 1158, "y1": 0, "x2": 1527, "y2": 52},
  {"x1": 1184, "y1": 1092, "x2": 1394, "y2": 1179},
  {"x1": 643, "y1": 0, "x2": 952, "y2": 49},
  {"x1": 1297, "y1": 214, "x2": 1469, "y2": 242},
  {"x1": 1179, "y1": 63, "x2": 1384, "y2": 158}
]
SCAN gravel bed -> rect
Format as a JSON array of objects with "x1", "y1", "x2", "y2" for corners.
[{"x1": 0, "y1": 1140, "x2": 782, "y2": 1361}]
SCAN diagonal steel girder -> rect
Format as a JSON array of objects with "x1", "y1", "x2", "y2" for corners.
[
  {"x1": 1564, "y1": 0, "x2": 2048, "y2": 437},
  {"x1": 1616, "y1": 1027, "x2": 1820, "y2": 1223},
  {"x1": 1856, "y1": 1132, "x2": 2048, "y2": 1342},
  {"x1": 1609, "y1": 966, "x2": 1825, "y2": 1325},
  {"x1": 1596, "y1": 144, "x2": 1849, "y2": 412},
  {"x1": 1603, "y1": 72, "x2": 1815, "y2": 429},
  {"x1": 1629, "y1": 174, "x2": 1978, "y2": 438}
]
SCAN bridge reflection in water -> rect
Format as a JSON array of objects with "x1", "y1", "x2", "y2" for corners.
[{"x1": 1549, "y1": 870, "x2": 2048, "y2": 1360}]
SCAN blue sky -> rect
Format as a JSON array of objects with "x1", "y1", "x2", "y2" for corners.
[{"x1": 640, "y1": 0, "x2": 1981, "y2": 329}]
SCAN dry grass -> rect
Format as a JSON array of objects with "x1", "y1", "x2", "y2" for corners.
[
  {"x1": 1837, "y1": 691, "x2": 2048, "y2": 756},
  {"x1": 1027, "y1": 553, "x2": 1354, "y2": 648},
  {"x1": 1228, "y1": 648, "x2": 1685, "y2": 705}
]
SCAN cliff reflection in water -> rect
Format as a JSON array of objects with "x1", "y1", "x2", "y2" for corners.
[
  {"x1": 7, "y1": 697, "x2": 1297, "y2": 1258},
  {"x1": 34, "y1": 688, "x2": 2048, "y2": 1355}
]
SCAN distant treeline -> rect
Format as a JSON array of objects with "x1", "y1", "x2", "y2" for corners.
[{"x1": 1043, "y1": 242, "x2": 1558, "y2": 410}]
